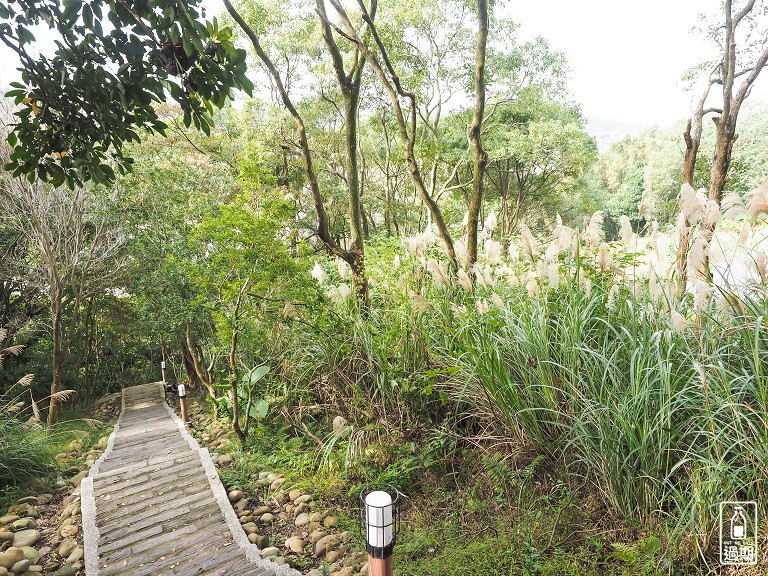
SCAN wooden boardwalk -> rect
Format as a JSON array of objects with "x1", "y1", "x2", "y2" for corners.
[{"x1": 81, "y1": 383, "x2": 296, "y2": 576}]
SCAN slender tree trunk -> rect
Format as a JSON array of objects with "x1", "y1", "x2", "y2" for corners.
[{"x1": 466, "y1": 0, "x2": 489, "y2": 270}]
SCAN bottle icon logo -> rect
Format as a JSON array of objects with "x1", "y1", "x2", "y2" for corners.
[
  {"x1": 720, "y1": 501, "x2": 758, "y2": 565},
  {"x1": 730, "y1": 506, "x2": 747, "y2": 540}
]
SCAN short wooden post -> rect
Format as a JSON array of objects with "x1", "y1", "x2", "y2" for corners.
[
  {"x1": 367, "y1": 555, "x2": 393, "y2": 576},
  {"x1": 361, "y1": 485, "x2": 398, "y2": 576},
  {"x1": 161, "y1": 360, "x2": 167, "y2": 385}
]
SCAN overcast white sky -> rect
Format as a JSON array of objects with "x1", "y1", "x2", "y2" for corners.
[
  {"x1": 506, "y1": 0, "x2": 768, "y2": 126},
  {"x1": 2, "y1": 0, "x2": 766, "y2": 128}
]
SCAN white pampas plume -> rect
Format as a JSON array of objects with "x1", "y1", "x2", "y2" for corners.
[
  {"x1": 687, "y1": 233, "x2": 710, "y2": 280},
  {"x1": 717, "y1": 292, "x2": 744, "y2": 315},
  {"x1": 393, "y1": 254, "x2": 401, "y2": 269},
  {"x1": 451, "y1": 303, "x2": 467, "y2": 316},
  {"x1": 756, "y1": 252, "x2": 767, "y2": 281},
  {"x1": 458, "y1": 269, "x2": 473, "y2": 292},
  {"x1": 422, "y1": 222, "x2": 437, "y2": 245},
  {"x1": 462, "y1": 211, "x2": 469, "y2": 228},
  {"x1": 508, "y1": 242, "x2": 520, "y2": 261},
  {"x1": 406, "y1": 236, "x2": 426, "y2": 257},
  {"x1": 483, "y1": 266, "x2": 495, "y2": 288},
  {"x1": 694, "y1": 280, "x2": 710, "y2": 310},
  {"x1": 545, "y1": 241, "x2": 559, "y2": 262},
  {"x1": 619, "y1": 215, "x2": 636, "y2": 251},
  {"x1": 675, "y1": 212, "x2": 688, "y2": 241},
  {"x1": 427, "y1": 259, "x2": 450, "y2": 288},
  {"x1": 721, "y1": 193, "x2": 746, "y2": 220},
  {"x1": 670, "y1": 310, "x2": 687, "y2": 331},
  {"x1": 556, "y1": 213, "x2": 563, "y2": 227},
  {"x1": 680, "y1": 184, "x2": 706, "y2": 224},
  {"x1": 508, "y1": 274, "x2": 520, "y2": 287},
  {"x1": 407, "y1": 289, "x2": 435, "y2": 315},
  {"x1": 598, "y1": 242, "x2": 613, "y2": 272},
  {"x1": 484, "y1": 210, "x2": 498, "y2": 233},
  {"x1": 547, "y1": 261, "x2": 560, "y2": 288},
  {"x1": 607, "y1": 284, "x2": 620, "y2": 309},
  {"x1": 338, "y1": 284, "x2": 352, "y2": 300},
  {"x1": 649, "y1": 268, "x2": 664, "y2": 305},
  {"x1": 638, "y1": 188, "x2": 654, "y2": 220},
  {"x1": 338, "y1": 258, "x2": 351, "y2": 280},
  {"x1": 556, "y1": 226, "x2": 576, "y2": 252},
  {"x1": 747, "y1": 181, "x2": 768, "y2": 221},
  {"x1": 520, "y1": 224, "x2": 538, "y2": 261},
  {"x1": 738, "y1": 222, "x2": 752, "y2": 246},
  {"x1": 312, "y1": 262, "x2": 326, "y2": 284},
  {"x1": 491, "y1": 292, "x2": 505, "y2": 308},
  {"x1": 587, "y1": 211, "x2": 604, "y2": 248},
  {"x1": 484, "y1": 239, "x2": 501, "y2": 264},
  {"x1": 476, "y1": 299, "x2": 490, "y2": 315},
  {"x1": 455, "y1": 239, "x2": 468, "y2": 265},
  {"x1": 326, "y1": 285, "x2": 341, "y2": 302},
  {"x1": 480, "y1": 228, "x2": 489, "y2": 242},
  {"x1": 582, "y1": 277, "x2": 592, "y2": 298},
  {"x1": 282, "y1": 302, "x2": 299, "y2": 319},
  {"x1": 526, "y1": 277, "x2": 539, "y2": 297},
  {"x1": 537, "y1": 260, "x2": 547, "y2": 283},
  {"x1": 702, "y1": 198, "x2": 720, "y2": 227},
  {"x1": 474, "y1": 264, "x2": 488, "y2": 288}
]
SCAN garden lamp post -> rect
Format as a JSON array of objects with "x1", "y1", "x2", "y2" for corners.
[
  {"x1": 161, "y1": 360, "x2": 167, "y2": 385},
  {"x1": 177, "y1": 382, "x2": 188, "y2": 423},
  {"x1": 359, "y1": 484, "x2": 400, "y2": 576}
]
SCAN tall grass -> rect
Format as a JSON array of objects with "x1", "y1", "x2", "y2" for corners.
[
  {"x1": 0, "y1": 331, "x2": 59, "y2": 487},
  {"x1": 445, "y1": 278, "x2": 768, "y2": 555}
]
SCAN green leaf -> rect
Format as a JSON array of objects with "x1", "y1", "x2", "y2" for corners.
[
  {"x1": 249, "y1": 399, "x2": 269, "y2": 420},
  {"x1": 242, "y1": 365, "x2": 270, "y2": 386}
]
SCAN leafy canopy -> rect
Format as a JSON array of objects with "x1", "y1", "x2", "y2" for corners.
[{"x1": 1, "y1": 0, "x2": 253, "y2": 187}]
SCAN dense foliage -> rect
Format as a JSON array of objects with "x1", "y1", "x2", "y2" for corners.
[{"x1": 2, "y1": 1, "x2": 768, "y2": 573}]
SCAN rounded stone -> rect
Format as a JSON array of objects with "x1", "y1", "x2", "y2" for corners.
[
  {"x1": 314, "y1": 534, "x2": 338, "y2": 557},
  {"x1": 272, "y1": 556, "x2": 286, "y2": 565},
  {"x1": 59, "y1": 525, "x2": 79, "y2": 538},
  {"x1": 12, "y1": 519, "x2": 35, "y2": 530},
  {"x1": 10, "y1": 559, "x2": 30, "y2": 574},
  {"x1": 294, "y1": 513, "x2": 310, "y2": 527},
  {"x1": 0, "y1": 516, "x2": 19, "y2": 526},
  {"x1": 326, "y1": 550, "x2": 340, "y2": 564},
  {"x1": 53, "y1": 565, "x2": 78, "y2": 576},
  {"x1": 294, "y1": 494, "x2": 313, "y2": 505},
  {"x1": 309, "y1": 512, "x2": 324, "y2": 523},
  {"x1": 253, "y1": 506, "x2": 271, "y2": 516},
  {"x1": 261, "y1": 547, "x2": 279, "y2": 558},
  {"x1": 66, "y1": 546, "x2": 84, "y2": 564},
  {"x1": 307, "y1": 530, "x2": 328, "y2": 545},
  {"x1": 218, "y1": 454, "x2": 233, "y2": 464},
  {"x1": 259, "y1": 513, "x2": 274, "y2": 524},
  {"x1": 0, "y1": 533, "x2": 13, "y2": 544},
  {"x1": 288, "y1": 489, "x2": 303, "y2": 501},
  {"x1": 0, "y1": 548, "x2": 24, "y2": 570},
  {"x1": 284, "y1": 536, "x2": 304, "y2": 553},
  {"x1": 57, "y1": 538, "x2": 78, "y2": 558},
  {"x1": 20, "y1": 548, "x2": 39, "y2": 564},
  {"x1": 0, "y1": 567, "x2": 7, "y2": 576},
  {"x1": 227, "y1": 490, "x2": 243, "y2": 503},
  {"x1": 11, "y1": 530, "x2": 40, "y2": 548},
  {"x1": 324, "y1": 515, "x2": 339, "y2": 528}
]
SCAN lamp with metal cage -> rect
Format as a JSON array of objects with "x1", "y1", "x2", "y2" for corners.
[{"x1": 359, "y1": 484, "x2": 400, "y2": 576}]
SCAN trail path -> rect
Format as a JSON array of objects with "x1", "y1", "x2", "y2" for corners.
[{"x1": 81, "y1": 382, "x2": 296, "y2": 576}]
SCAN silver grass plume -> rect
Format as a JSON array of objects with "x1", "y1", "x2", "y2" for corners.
[
  {"x1": 721, "y1": 193, "x2": 746, "y2": 220},
  {"x1": 520, "y1": 224, "x2": 538, "y2": 261},
  {"x1": 426, "y1": 259, "x2": 450, "y2": 288},
  {"x1": 587, "y1": 211, "x2": 604, "y2": 248},
  {"x1": 638, "y1": 188, "x2": 654, "y2": 220},
  {"x1": 747, "y1": 180, "x2": 768, "y2": 221},
  {"x1": 457, "y1": 269, "x2": 473, "y2": 293},
  {"x1": 598, "y1": 242, "x2": 613, "y2": 272},
  {"x1": 688, "y1": 233, "x2": 710, "y2": 280}
]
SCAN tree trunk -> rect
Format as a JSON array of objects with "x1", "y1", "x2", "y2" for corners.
[
  {"x1": 47, "y1": 294, "x2": 65, "y2": 426},
  {"x1": 466, "y1": 0, "x2": 489, "y2": 270}
]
